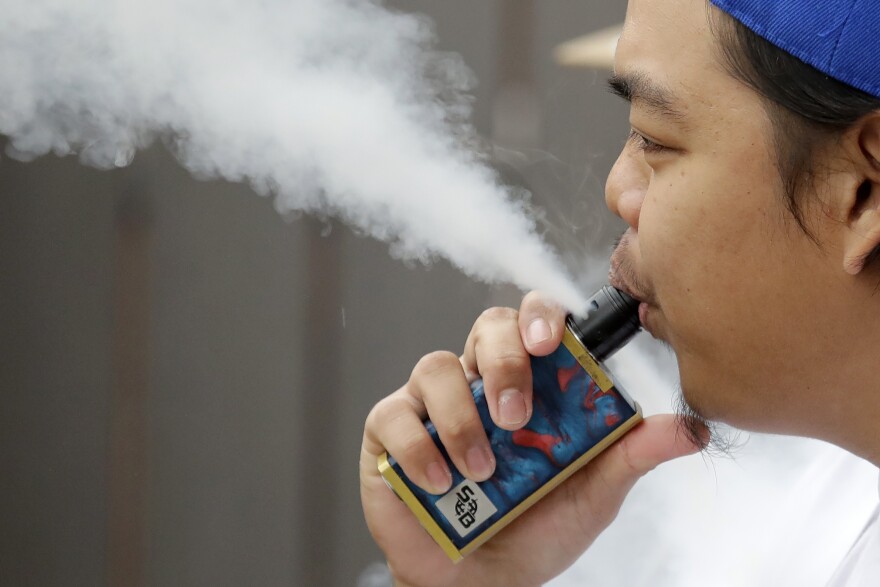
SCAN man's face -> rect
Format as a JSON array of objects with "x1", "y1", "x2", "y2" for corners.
[{"x1": 606, "y1": 0, "x2": 852, "y2": 434}]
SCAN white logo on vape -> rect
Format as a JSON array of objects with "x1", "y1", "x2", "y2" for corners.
[{"x1": 436, "y1": 480, "x2": 498, "y2": 537}]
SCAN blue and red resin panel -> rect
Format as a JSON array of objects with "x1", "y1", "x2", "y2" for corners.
[{"x1": 384, "y1": 342, "x2": 638, "y2": 553}]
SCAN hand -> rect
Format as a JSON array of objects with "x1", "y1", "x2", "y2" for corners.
[{"x1": 359, "y1": 292, "x2": 703, "y2": 587}]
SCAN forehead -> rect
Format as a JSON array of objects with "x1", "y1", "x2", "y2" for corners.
[{"x1": 616, "y1": 0, "x2": 734, "y2": 113}]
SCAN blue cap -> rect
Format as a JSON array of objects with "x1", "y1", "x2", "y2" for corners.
[{"x1": 710, "y1": 0, "x2": 880, "y2": 98}]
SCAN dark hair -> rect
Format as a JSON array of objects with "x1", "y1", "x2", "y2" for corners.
[{"x1": 710, "y1": 9, "x2": 880, "y2": 241}]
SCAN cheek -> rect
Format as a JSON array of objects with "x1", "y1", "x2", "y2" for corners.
[
  {"x1": 637, "y1": 159, "x2": 833, "y2": 424},
  {"x1": 638, "y1": 168, "x2": 747, "y2": 299},
  {"x1": 637, "y1": 164, "x2": 784, "y2": 362}
]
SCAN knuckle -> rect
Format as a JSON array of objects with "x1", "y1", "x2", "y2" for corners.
[
  {"x1": 412, "y1": 350, "x2": 460, "y2": 379},
  {"x1": 397, "y1": 430, "x2": 433, "y2": 462},
  {"x1": 367, "y1": 394, "x2": 412, "y2": 431},
  {"x1": 440, "y1": 412, "x2": 482, "y2": 444},
  {"x1": 478, "y1": 306, "x2": 518, "y2": 324},
  {"x1": 521, "y1": 291, "x2": 564, "y2": 319},
  {"x1": 488, "y1": 348, "x2": 530, "y2": 373},
  {"x1": 616, "y1": 435, "x2": 650, "y2": 478},
  {"x1": 364, "y1": 399, "x2": 388, "y2": 431},
  {"x1": 368, "y1": 395, "x2": 398, "y2": 425},
  {"x1": 521, "y1": 290, "x2": 545, "y2": 310}
]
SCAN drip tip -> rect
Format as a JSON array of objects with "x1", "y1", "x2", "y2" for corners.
[{"x1": 566, "y1": 286, "x2": 641, "y2": 362}]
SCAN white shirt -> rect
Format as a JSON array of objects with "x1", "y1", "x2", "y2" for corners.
[{"x1": 827, "y1": 477, "x2": 880, "y2": 586}]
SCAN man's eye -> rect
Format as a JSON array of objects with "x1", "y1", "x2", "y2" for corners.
[{"x1": 628, "y1": 129, "x2": 668, "y2": 154}]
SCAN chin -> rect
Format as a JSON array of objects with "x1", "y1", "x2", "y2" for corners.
[
  {"x1": 678, "y1": 365, "x2": 779, "y2": 435},
  {"x1": 675, "y1": 361, "x2": 724, "y2": 423},
  {"x1": 673, "y1": 377, "x2": 749, "y2": 455}
]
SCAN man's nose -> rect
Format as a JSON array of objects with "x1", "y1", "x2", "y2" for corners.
[{"x1": 605, "y1": 148, "x2": 648, "y2": 231}]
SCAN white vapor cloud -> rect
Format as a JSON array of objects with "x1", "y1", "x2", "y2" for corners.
[{"x1": 0, "y1": 0, "x2": 588, "y2": 311}]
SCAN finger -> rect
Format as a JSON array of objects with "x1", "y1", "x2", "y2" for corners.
[
  {"x1": 463, "y1": 307, "x2": 533, "y2": 431},
  {"x1": 364, "y1": 391, "x2": 453, "y2": 495},
  {"x1": 518, "y1": 291, "x2": 568, "y2": 357},
  {"x1": 359, "y1": 441, "x2": 455, "y2": 578},
  {"x1": 410, "y1": 351, "x2": 495, "y2": 482}
]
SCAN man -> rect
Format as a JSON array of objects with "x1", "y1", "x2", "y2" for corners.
[{"x1": 359, "y1": 0, "x2": 880, "y2": 585}]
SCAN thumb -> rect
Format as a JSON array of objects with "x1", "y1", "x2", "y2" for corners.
[
  {"x1": 494, "y1": 413, "x2": 705, "y2": 571},
  {"x1": 595, "y1": 413, "x2": 706, "y2": 491}
]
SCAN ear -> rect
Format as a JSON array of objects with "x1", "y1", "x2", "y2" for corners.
[{"x1": 842, "y1": 115, "x2": 880, "y2": 275}]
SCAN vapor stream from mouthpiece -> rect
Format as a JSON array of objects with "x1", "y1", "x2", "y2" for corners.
[{"x1": 0, "y1": 0, "x2": 587, "y2": 311}]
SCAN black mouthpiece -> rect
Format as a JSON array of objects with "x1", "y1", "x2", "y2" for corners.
[{"x1": 566, "y1": 286, "x2": 641, "y2": 362}]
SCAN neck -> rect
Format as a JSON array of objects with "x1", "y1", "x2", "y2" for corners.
[
  {"x1": 807, "y1": 283, "x2": 880, "y2": 467},
  {"x1": 819, "y1": 369, "x2": 880, "y2": 468}
]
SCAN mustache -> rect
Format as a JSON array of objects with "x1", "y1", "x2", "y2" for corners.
[{"x1": 610, "y1": 230, "x2": 656, "y2": 305}]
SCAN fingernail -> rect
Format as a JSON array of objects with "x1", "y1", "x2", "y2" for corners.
[
  {"x1": 526, "y1": 318, "x2": 551, "y2": 346},
  {"x1": 499, "y1": 388, "x2": 527, "y2": 427},
  {"x1": 426, "y1": 461, "x2": 452, "y2": 493},
  {"x1": 466, "y1": 445, "x2": 495, "y2": 480}
]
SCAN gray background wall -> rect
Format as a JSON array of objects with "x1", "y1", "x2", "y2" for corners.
[{"x1": 0, "y1": 2, "x2": 629, "y2": 585}]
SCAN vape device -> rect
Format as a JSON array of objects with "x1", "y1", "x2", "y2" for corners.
[{"x1": 378, "y1": 286, "x2": 642, "y2": 562}]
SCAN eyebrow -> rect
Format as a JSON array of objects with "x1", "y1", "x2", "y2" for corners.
[{"x1": 607, "y1": 71, "x2": 686, "y2": 121}]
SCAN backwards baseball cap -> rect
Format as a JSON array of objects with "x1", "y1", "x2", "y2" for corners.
[{"x1": 710, "y1": 0, "x2": 880, "y2": 98}]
